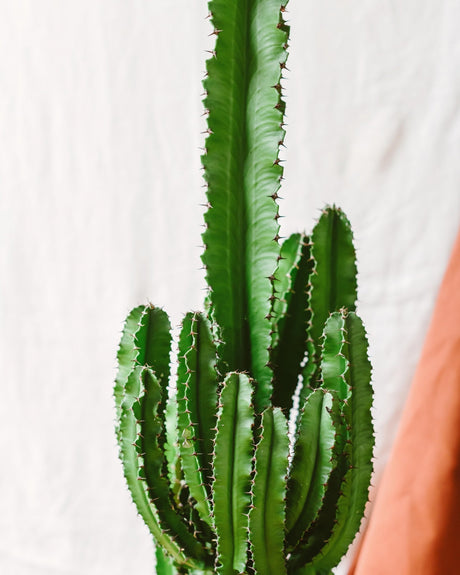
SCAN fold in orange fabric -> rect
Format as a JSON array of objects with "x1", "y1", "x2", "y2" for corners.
[{"x1": 350, "y1": 229, "x2": 460, "y2": 575}]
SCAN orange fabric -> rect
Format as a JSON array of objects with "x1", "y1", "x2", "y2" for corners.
[{"x1": 350, "y1": 229, "x2": 460, "y2": 575}]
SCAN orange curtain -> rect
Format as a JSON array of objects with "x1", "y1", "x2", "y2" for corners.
[{"x1": 350, "y1": 229, "x2": 460, "y2": 575}]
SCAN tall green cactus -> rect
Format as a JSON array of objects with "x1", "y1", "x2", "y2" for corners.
[{"x1": 114, "y1": 2, "x2": 374, "y2": 574}]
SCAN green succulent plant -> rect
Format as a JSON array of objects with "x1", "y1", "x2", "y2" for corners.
[{"x1": 114, "y1": 1, "x2": 374, "y2": 574}]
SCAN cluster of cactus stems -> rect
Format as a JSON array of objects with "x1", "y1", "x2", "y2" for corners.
[{"x1": 114, "y1": 1, "x2": 374, "y2": 574}]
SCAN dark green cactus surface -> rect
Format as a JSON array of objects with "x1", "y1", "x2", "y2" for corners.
[{"x1": 114, "y1": 1, "x2": 374, "y2": 573}]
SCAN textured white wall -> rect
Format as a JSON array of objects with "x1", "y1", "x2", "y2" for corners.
[{"x1": 0, "y1": 1, "x2": 458, "y2": 574}]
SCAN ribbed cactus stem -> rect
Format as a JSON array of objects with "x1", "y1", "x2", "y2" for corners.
[
  {"x1": 114, "y1": 2, "x2": 374, "y2": 573},
  {"x1": 271, "y1": 233, "x2": 313, "y2": 411},
  {"x1": 177, "y1": 312, "x2": 217, "y2": 528},
  {"x1": 250, "y1": 407, "x2": 290, "y2": 574},
  {"x1": 212, "y1": 373, "x2": 254, "y2": 574}
]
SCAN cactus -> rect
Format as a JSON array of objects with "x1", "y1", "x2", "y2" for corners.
[{"x1": 114, "y1": 1, "x2": 374, "y2": 574}]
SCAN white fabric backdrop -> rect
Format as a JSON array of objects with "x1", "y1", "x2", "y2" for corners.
[{"x1": 1, "y1": 1, "x2": 459, "y2": 574}]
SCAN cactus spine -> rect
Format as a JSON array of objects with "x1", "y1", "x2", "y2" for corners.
[{"x1": 115, "y1": 1, "x2": 374, "y2": 574}]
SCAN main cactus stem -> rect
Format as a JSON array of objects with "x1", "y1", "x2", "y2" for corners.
[{"x1": 114, "y1": 1, "x2": 374, "y2": 574}]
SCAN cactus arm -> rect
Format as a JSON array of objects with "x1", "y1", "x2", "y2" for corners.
[
  {"x1": 286, "y1": 391, "x2": 340, "y2": 549},
  {"x1": 140, "y1": 368, "x2": 211, "y2": 566},
  {"x1": 290, "y1": 428, "x2": 353, "y2": 575},
  {"x1": 291, "y1": 436, "x2": 349, "y2": 568},
  {"x1": 176, "y1": 312, "x2": 201, "y2": 515},
  {"x1": 115, "y1": 312, "x2": 196, "y2": 565},
  {"x1": 294, "y1": 311, "x2": 374, "y2": 572},
  {"x1": 136, "y1": 305, "x2": 172, "y2": 404},
  {"x1": 307, "y1": 207, "x2": 357, "y2": 370},
  {"x1": 316, "y1": 313, "x2": 374, "y2": 565},
  {"x1": 288, "y1": 420, "x2": 348, "y2": 569},
  {"x1": 202, "y1": 0, "x2": 288, "y2": 410},
  {"x1": 118, "y1": 366, "x2": 191, "y2": 568},
  {"x1": 187, "y1": 312, "x2": 219, "y2": 489},
  {"x1": 249, "y1": 407, "x2": 289, "y2": 575},
  {"x1": 130, "y1": 305, "x2": 174, "y2": 479},
  {"x1": 285, "y1": 389, "x2": 324, "y2": 535},
  {"x1": 212, "y1": 373, "x2": 254, "y2": 574},
  {"x1": 114, "y1": 304, "x2": 174, "y2": 462},
  {"x1": 271, "y1": 233, "x2": 313, "y2": 411},
  {"x1": 114, "y1": 305, "x2": 147, "y2": 433},
  {"x1": 271, "y1": 233, "x2": 305, "y2": 342},
  {"x1": 177, "y1": 312, "x2": 217, "y2": 529},
  {"x1": 287, "y1": 314, "x2": 353, "y2": 565},
  {"x1": 287, "y1": 445, "x2": 350, "y2": 574}
]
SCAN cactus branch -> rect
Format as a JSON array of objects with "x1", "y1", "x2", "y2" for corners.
[
  {"x1": 140, "y1": 369, "x2": 211, "y2": 566},
  {"x1": 177, "y1": 312, "x2": 218, "y2": 527},
  {"x1": 291, "y1": 311, "x2": 374, "y2": 571},
  {"x1": 271, "y1": 233, "x2": 313, "y2": 411},
  {"x1": 249, "y1": 407, "x2": 289, "y2": 574},
  {"x1": 307, "y1": 207, "x2": 357, "y2": 371},
  {"x1": 212, "y1": 373, "x2": 254, "y2": 574},
  {"x1": 286, "y1": 391, "x2": 342, "y2": 549},
  {"x1": 119, "y1": 366, "x2": 195, "y2": 569},
  {"x1": 114, "y1": 305, "x2": 147, "y2": 438}
]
